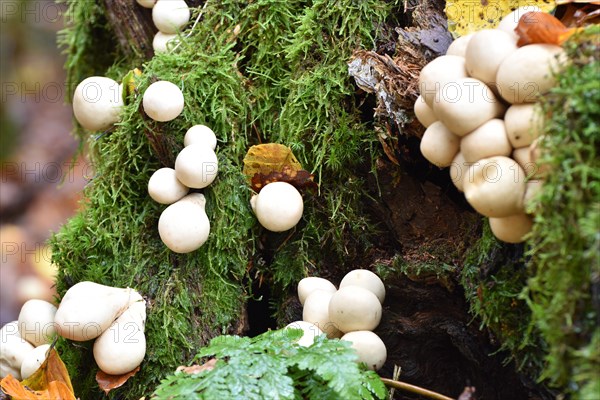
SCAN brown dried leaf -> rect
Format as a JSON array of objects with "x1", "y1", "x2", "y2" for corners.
[
  {"x1": 96, "y1": 366, "x2": 140, "y2": 395},
  {"x1": 516, "y1": 11, "x2": 580, "y2": 46},
  {"x1": 176, "y1": 358, "x2": 218, "y2": 375},
  {"x1": 251, "y1": 166, "x2": 317, "y2": 193},
  {"x1": 242, "y1": 144, "x2": 303, "y2": 181}
]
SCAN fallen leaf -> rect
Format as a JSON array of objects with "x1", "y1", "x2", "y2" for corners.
[
  {"x1": 243, "y1": 144, "x2": 303, "y2": 180},
  {"x1": 251, "y1": 167, "x2": 317, "y2": 193},
  {"x1": 96, "y1": 366, "x2": 140, "y2": 395},
  {"x1": 176, "y1": 358, "x2": 218, "y2": 375},
  {"x1": 516, "y1": 11, "x2": 580, "y2": 46}
]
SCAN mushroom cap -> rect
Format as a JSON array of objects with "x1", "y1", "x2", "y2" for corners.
[
  {"x1": 413, "y1": 95, "x2": 438, "y2": 128},
  {"x1": 297, "y1": 277, "x2": 336, "y2": 306},
  {"x1": 445, "y1": 33, "x2": 474, "y2": 57},
  {"x1": 0, "y1": 321, "x2": 35, "y2": 380},
  {"x1": 158, "y1": 193, "x2": 210, "y2": 253},
  {"x1": 341, "y1": 331, "x2": 387, "y2": 371},
  {"x1": 148, "y1": 167, "x2": 189, "y2": 205},
  {"x1": 302, "y1": 290, "x2": 342, "y2": 338},
  {"x1": 524, "y1": 179, "x2": 544, "y2": 212},
  {"x1": 465, "y1": 29, "x2": 517, "y2": 85},
  {"x1": 152, "y1": 0, "x2": 190, "y2": 34},
  {"x1": 496, "y1": 44, "x2": 566, "y2": 104},
  {"x1": 136, "y1": 0, "x2": 156, "y2": 8},
  {"x1": 73, "y1": 76, "x2": 123, "y2": 131},
  {"x1": 252, "y1": 182, "x2": 304, "y2": 232},
  {"x1": 184, "y1": 125, "x2": 217, "y2": 150},
  {"x1": 449, "y1": 152, "x2": 472, "y2": 192},
  {"x1": 174, "y1": 144, "x2": 219, "y2": 189},
  {"x1": 497, "y1": 6, "x2": 542, "y2": 41},
  {"x1": 20, "y1": 344, "x2": 50, "y2": 380},
  {"x1": 285, "y1": 321, "x2": 324, "y2": 347},
  {"x1": 153, "y1": 31, "x2": 178, "y2": 54},
  {"x1": 328, "y1": 286, "x2": 382, "y2": 333},
  {"x1": 512, "y1": 146, "x2": 537, "y2": 178},
  {"x1": 339, "y1": 269, "x2": 385, "y2": 304},
  {"x1": 420, "y1": 121, "x2": 460, "y2": 167},
  {"x1": 143, "y1": 80, "x2": 184, "y2": 122},
  {"x1": 18, "y1": 299, "x2": 57, "y2": 347},
  {"x1": 432, "y1": 77, "x2": 505, "y2": 136},
  {"x1": 463, "y1": 156, "x2": 526, "y2": 217},
  {"x1": 489, "y1": 213, "x2": 533, "y2": 243},
  {"x1": 460, "y1": 118, "x2": 512, "y2": 163},
  {"x1": 418, "y1": 55, "x2": 468, "y2": 108},
  {"x1": 504, "y1": 103, "x2": 543, "y2": 148}
]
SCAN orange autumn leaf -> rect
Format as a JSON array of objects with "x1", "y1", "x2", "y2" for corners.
[
  {"x1": 96, "y1": 366, "x2": 140, "y2": 395},
  {"x1": 251, "y1": 167, "x2": 317, "y2": 193},
  {"x1": 516, "y1": 11, "x2": 581, "y2": 46},
  {"x1": 176, "y1": 358, "x2": 218, "y2": 375}
]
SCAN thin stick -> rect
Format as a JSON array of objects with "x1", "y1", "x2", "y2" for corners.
[
  {"x1": 381, "y1": 378, "x2": 455, "y2": 400},
  {"x1": 171, "y1": 0, "x2": 210, "y2": 53}
]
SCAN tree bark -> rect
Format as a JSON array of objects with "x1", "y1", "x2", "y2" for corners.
[{"x1": 102, "y1": 0, "x2": 156, "y2": 59}]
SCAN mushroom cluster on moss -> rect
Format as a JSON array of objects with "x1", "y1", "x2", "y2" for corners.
[
  {"x1": 136, "y1": 0, "x2": 190, "y2": 53},
  {"x1": 415, "y1": 9, "x2": 565, "y2": 243}
]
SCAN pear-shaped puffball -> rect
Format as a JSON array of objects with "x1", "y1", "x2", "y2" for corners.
[
  {"x1": 297, "y1": 277, "x2": 336, "y2": 306},
  {"x1": 329, "y1": 286, "x2": 382, "y2": 333},
  {"x1": 158, "y1": 193, "x2": 210, "y2": 253},
  {"x1": 153, "y1": 31, "x2": 178, "y2": 53},
  {"x1": 250, "y1": 182, "x2": 304, "y2": 232},
  {"x1": 0, "y1": 321, "x2": 35, "y2": 379},
  {"x1": 148, "y1": 167, "x2": 189, "y2": 205},
  {"x1": 184, "y1": 125, "x2": 217, "y2": 150},
  {"x1": 152, "y1": 0, "x2": 190, "y2": 34},
  {"x1": 18, "y1": 299, "x2": 57, "y2": 347},
  {"x1": 73, "y1": 76, "x2": 123, "y2": 131},
  {"x1": 20, "y1": 344, "x2": 50, "y2": 380},
  {"x1": 341, "y1": 331, "x2": 387, "y2": 371},
  {"x1": 339, "y1": 269, "x2": 385, "y2": 304},
  {"x1": 174, "y1": 144, "x2": 219, "y2": 189},
  {"x1": 143, "y1": 80, "x2": 184, "y2": 122}
]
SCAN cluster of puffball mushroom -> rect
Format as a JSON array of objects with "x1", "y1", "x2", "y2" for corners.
[
  {"x1": 414, "y1": 7, "x2": 565, "y2": 243},
  {"x1": 0, "y1": 282, "x2": 146, "y2": 378},
  {"x1": 286, "y1": 269, "x2": 387, "y2": 371},
  {"x1": 148, "y1": 125, "x2": 219, "y2": 253},
  {"x1": 136, "y1": 0, "x2": 191, "y2": 54}
]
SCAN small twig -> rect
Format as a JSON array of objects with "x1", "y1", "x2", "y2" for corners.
[
  {"x1": 381, "y1": 378, "x2": 455, "y2": 400},
  {"x1": 171, "y1": 0, "x2": 210, "y2": 52}
]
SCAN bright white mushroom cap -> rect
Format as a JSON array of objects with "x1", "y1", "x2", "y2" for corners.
[
  {"x1": 465, "y1": 29, "x2": 517, "y2": 86},
  {"x1": 339, "y1": 269, "x2": 385, "y2": 304},
  {"x1": 303, "y1": 289, "x2": 342, "y2": 338},
  {"x1": 143, "y1": 80, "x2": 184, "y2": 122},
  {"x1": 342, "y1": 331, "x2": 387, "y2": 371},
  {"x1": 445, "y1": 33, "x2": 474, "y2": 57},
  {"x1": 460, "y1": 119, "x2": 512, "y2": 163},
  {"x1": 413, "y1": 95, "x2": 438, "y2": 128},
  {"x1": 297, "y1": 277, "x2": 336, "y2": 306},
  {"x1": 184, "y1": 125, "x2": 217, "y2": 150},
  {"x1": 489, "y1": 213, "x2": 533, "y2": 243},
  {"x1": 328, "y1": 286, "x2": 382, "y2": 333},
  {"x1": 136, "y1": 0, "x2": 156, "y2": 8},
  {"x1": 158, "y1": 193, "x2": 210, "y2": 253},
  {"x1": 250, "y1": 182, "x2": 304, "y2": 232},
  {"x1": 18, "y1": 299, "x2": 57, "y2": 347},
  {"x1": 504, "y1": 103, "x2": 543, "y2": 148},
  {"x1": 152, "y1": 0, "x2": 190, "y2": 34},
  {"x1": 0, "y1": 321, "x2": 35, "y2": 379},
  {"x1": 420, "y1": 121, "x2": 460, "y2": 167},
  {"x1": 174, "y1": 144, "x2": 219, "y2": 189},
  {"x1": 285, "y1": 321, "x2": 324, "y2": 347},
  {"x1": 20, "y1": 344, "x2": 50, "y2": 380},
  {"x1": 418, "y1": 55, "x2": 468, "y2": 108},
  {"x1": 73, "y1": 76, "x2": 123, "y2": 131},
  {"x1": 148, "y1": 167, "x2": 189, "y2": 205},
  {"x1": 153, "y1": 31, "x2": 178, "y2": 53}
]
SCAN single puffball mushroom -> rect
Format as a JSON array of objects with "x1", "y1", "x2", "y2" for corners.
[
  {"x1": 153, "y1": 31, "x2": 178, "y2": 53},
  {"x1": 285, "y1": 321, "x2": 324, "y2": 347},
  {"x1": 0, "y1": 321, "x2": 35, "y2": 379},
  {"x1": 463, "y1": 156, "x2": 526, "y2": 217},
  {"x1": 449, "y1": 152, "x2": 472, "y2": 192},
  {"x1": 158, "y1": 193, "x2": 210, "y2": 253},
  {"x1": 465, "y1": 29, "x2": 517, "y2": 85},
  {"x1": 420, "y1": 121, "x2": 460, "y2": 167},
  {"x1": 18, "y1": 299, "x2": 57, "y2": 347},
  {"x1": 432, "y1": 78, "x2": 505, "y2": 136},
  {"x1": 184, "y1": 125, "x2": 217, "y2": 150},
  {"x1": 418, "y1": 55, "x2": 468, "y2": 107},
  {"x1": 93, "y1": 300, "x2": 146, "y2": 375},
  {"x1": 413, "y1": 95, "x2": 438, "y2": 128},
  {"x1": 297, "y1": 277, "x2": 336, "y2": 306},
  {"x1": 489, "y1": 213, "x2": 533, "y2": 243},
  {"x1": 148, "y1": 167, "x2": 189, "y2": 205},
  {"x1": 136, "y1": 0, "x2": 156, "y2": 8},
  {"x1": 54, "y1": 282, "x2": 142, "y2": 341},
  {"x1": 341, "y1": 331, "x2": 387, "y2": 371},
  {"x1": 20, "y1": 344, "x2": 50, "y2": 380},
  {"x1": 339, "y1": 269, "x2": 385, "y2": 304},
  {"x1": 512, "y1": 146, "x2": 538, "y2": 178},
  {"x1": 303, "y1": 289, "x2": 342, "y2": 338},
  {"x1": 174, "y1": 144, "x2": 219, "y2": 188},
  {"x1": 496, "y1": 44, "x2": 566, "y2": 104},
  {"x1": 504, "y1": 103, "x2": 543, "y2": 148},
  {"x1": 460, "y1": 119, "x2": 512, "y2": 163},
  {"x1": 142, "y1": 80, "x2": 184, "y2": 122},
  {"x1": 73, "y1": 76, "x2": 123, "y2": 131},
  {"x1": 497, "y1": 6, "x2": 542, "y2": 41},
  {"x1": 250, "y1": 182, "x2": 304, "y2": 232},
  {"x1": 329, "y1": 286, "x2": 382, "y2": 333},
  {"x1": 152, "y1": 0, "x2": 190, "y2": 34},
  {"x1": 445, "y1": 33, "x2": 474, "y2": 57}
]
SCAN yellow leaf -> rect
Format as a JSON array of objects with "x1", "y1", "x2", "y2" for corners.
[{"x1": 242, "y1": 144, "x2": 303, "y2": 181}]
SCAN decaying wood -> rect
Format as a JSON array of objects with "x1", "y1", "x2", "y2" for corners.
[{"x1": 101, "y1": 0, "x2": 156, "y2": 59}]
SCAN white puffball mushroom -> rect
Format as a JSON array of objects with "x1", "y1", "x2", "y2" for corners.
[
  {"x1": 432, "y1": 77, "x2": 505, "y2": 136},
  {"x1": 418, "y1": 55, "x2": 468, "y2": 108},
  {"x1": 460, "y1": 119, "x2": 512, "y2": 163},
  {"x1": 449, "y1": 152, "x2": 472, "y2": 192},
  {"x1": 465, "y1": 29, "x2": 517, "y2": 85},
  {"x1": 339, "y1": 269, "x2": 385, "y2": 304},
  {"x1": 512, "y1": 146, "x2": 538, "y2": 178},
  {"x1": 18, "y1": 299, "x2": 57, "y2": 347},
  {"x1": 184, "y1": 125, "x2": 217, "y2": 150},
  {"x1": 136, "y1": 0, "x2": 156, "y2": 8},
  {"x1": 328, "y1": 286, "x2": 382, "y2": 333},
  {"x1": 148, "y1": 167, "x2": 189, "y2": 205},
  {"x1": 489, "y1": 213, "x2": 533, "y2": 243},
  {"x1": 445, "y1": 33, "x2": 474, "y2": 57},
  {"x1": 153, "y1": 31, "x2": 178, "y2": 53},
  {"x1": 496, "y1": 44, "x2": 566, "y2": 104},
  {"x1": 303, "y1": 289, "x2": 342, "y2": 338},
  {"x1": 413, "y1": 95, "x2": 438, "y2": 128},
  {"x1": 341, "y1": 331, "x2": 387, "y2": 371},
  {"x1": 463, "y1": 156, "x2": 526, "y2": 218},
  {"x1": 158, "y1": 193, "x2": 210, "y2": 253},
  {"x1": 285, "y1": 321, "x2": 324, "y2": 347},
  {"x1": 174, "y1": 144, "x2": 219, "y2": 189},
  {"x1": 504, "y1": 103, "x2": 543, "y2": 148},
  {"x1": 0, "y1": 321, "x2": 35, "y2": 379},
  {"x1": 297, "y1": 277, "x2": 336, "y2": 306},
  {"x1": 73, "y1": 76, "x2": 123, "y2": 131},
  {"x1": 143, "y1": 80, "x2": 184, "y2": 122},
  {"x1": 152, "y1": 0, "x2": 190, "y2": 34},
  {"x1": 250, "y1": 182, "x2": 304, "y2": 232},
  {"x1": 20, "y1": 344, "x2": 50, "y2": 380},
  {"x1": 420, "y1": 121, "x2": 461, "y2": 167},
  {"x1": 497, "y1": 6, "x2": 542, "y2": 41}
]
